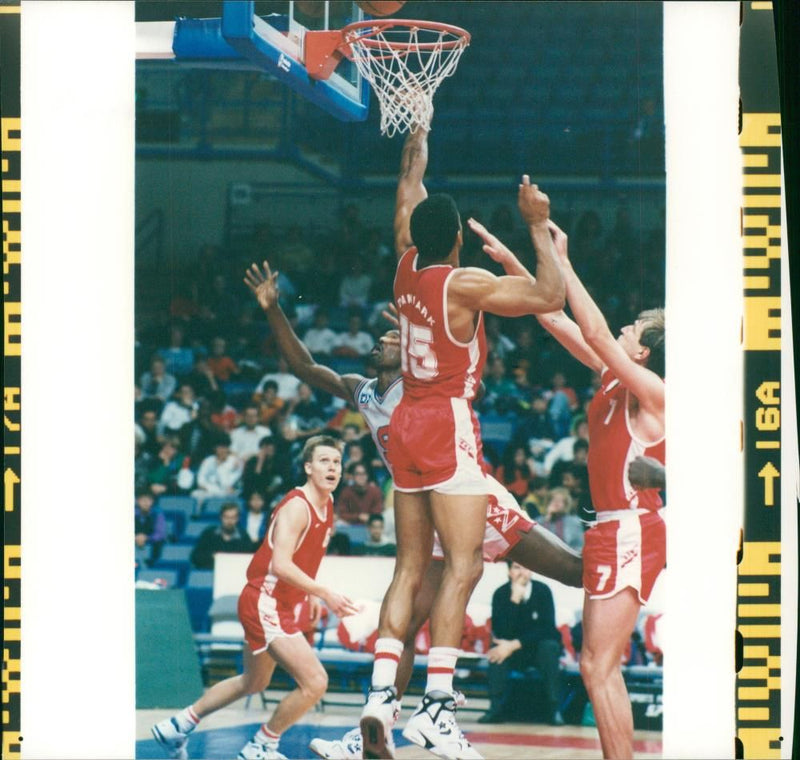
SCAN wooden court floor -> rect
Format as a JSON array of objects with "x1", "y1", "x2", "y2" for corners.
[{"x1": 137, "y1": 692, "x2": 662, "y2": 759}]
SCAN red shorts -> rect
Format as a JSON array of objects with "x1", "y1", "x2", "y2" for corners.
[
  {"x1": 583, "y1": 509, "x2": 666, "y2": 603},
  {"x1": 238, "y1": 584, "x2": 304, "y2": 654},
  {"x1": 390, "y1": 396, "x2": 487, "y2": 493},
  {"x1": 431, "y1": 474, "x2": 535, "y2": 561}
]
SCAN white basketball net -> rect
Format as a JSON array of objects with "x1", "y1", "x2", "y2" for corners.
[{"x1": 344, "y1": 22, "x2": 469, "y2": 137}]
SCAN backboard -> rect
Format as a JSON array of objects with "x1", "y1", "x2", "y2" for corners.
[{"x1": 136, "y1": 1, "x2": 370, "y2": 122}]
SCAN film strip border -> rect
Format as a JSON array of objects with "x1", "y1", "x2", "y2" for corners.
[
  {"x1": 1, "y1": 1, "x2": 21, "y2": 758},
  {"x1": 736, "y1": 3, "x2": 784, "y2": 758}
]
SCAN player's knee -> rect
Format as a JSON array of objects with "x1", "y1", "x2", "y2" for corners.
[
  {"x1": 449, "y1": 551, "x2": 484, "y2": 584},
  {"x1": 391, "y1": 564, "x2": 425, "y2": 595},
  {"x1": 301, "y1": 667, "x2": 328, "y2": 700}
]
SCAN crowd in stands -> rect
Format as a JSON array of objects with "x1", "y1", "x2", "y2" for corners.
[{"x1": 135, "y1": 200, "x2": 665, "y2": 574}]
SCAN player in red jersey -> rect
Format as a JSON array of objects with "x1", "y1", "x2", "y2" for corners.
[
  {"x1": 356, "y1": 128, "x2": 565, "y2": 760},
  {"x1": 481, "y1": 219, "x2": 664, "y2": 759},
  {"x1": 243, "y1": 261, "x2": 582, "y2": 757},
  {"x1": 152, "y1": 435, "x2": 358, "y2": 760}
]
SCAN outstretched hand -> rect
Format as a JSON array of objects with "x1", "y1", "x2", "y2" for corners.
[
  {"x1": 467, "y1": 218, "x2": 516, "y2": 266},
  {"x1": 518, "y1": 175, "x2": 550, "y2": 227},
  {"x1": 244, "y1": 261, "x2": 280, "y2": 312}
]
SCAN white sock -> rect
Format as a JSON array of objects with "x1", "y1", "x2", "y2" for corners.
[
  {"x1": 174, "y1": 706, "x2": 200, "y2": 733},
  {"x1": 371, "y1": 637, "x2": 404, "y2": 689},
  {"x1": 425, "y1": 647, "x2": 459, "y2": 695},
  {"x1": 254, "y1": 725, "x2": 280, "y2": 747}
]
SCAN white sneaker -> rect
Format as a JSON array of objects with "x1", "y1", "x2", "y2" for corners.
[
  {"x1": 360, "y1": 685, "x2": 399, "y2": 759},
  {"x1": 402, "y1": 691, "x2": 483, "y2": 760},
  {"x1": 309, "y1": 727, "x2": 365, "y2": 760},
  {"x1": 151, "y1": 717, "x2": 190, "y2": 760},
  {"x1": 237, "y1": 740, "x2": 287, "y2": 760}
]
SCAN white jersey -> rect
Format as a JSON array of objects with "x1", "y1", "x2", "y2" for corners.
[
  {"x1": 353, "y1": 376, "x2": 403, "y2": 475},
  {"x1": 352, "y1": 375, "x2": 535, "y2": 563}
]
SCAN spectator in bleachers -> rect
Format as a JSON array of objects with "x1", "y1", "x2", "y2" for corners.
[
  {"x1": 189, "y1": 501, "x2": 255, "y2": 569},
  {"x1": 542, "y1": 415, "x2": 589, "y2": 478},
  {"x1": 481, "y1": 353, "x2": 520, "y2": 412},
  {"x1": 302, "y1": 308, "x2": 339, "y2": 357},
  {"x1": 192, "y1": 433, "x2": 244, "y2": 508},
  {"x1": 207, "y1": 336, "x2": 240, "y2": 383},
  {"x1": 512, "y1": 391, "x2": 557, "y2": 464},
  {"x1": 134, "y1": 488, "x2": 167, "y2": 567},
  {"x1": 338, "y1": 256, "x2": 373, "y2": 309},
  {"x1": 136, "y1": 401, "x2": 163, "y2": 457},
  {"x1": 146, "y1": 435, "x2": 184, "y2": 496},
  {"x1": 252, "y1": 378, "x2": 286, "y2": 426},
  {"x1": 241, "y1": 490, "x2": 270, "y2": 544},
  {"x1": 335, "y1": 461, "x2": 383, "y2": 525},
  {"x1": 280, "y1": 382, "x2": 328, "y2": 445},
  {"x1": 205, "y1": 273, "x2": 242, "y2": 336},
  {"x1": 242, "y1": 435, "x2": 286, "y2": 506},
  {"x1": 159, "y1": 324, "x2": 195, "y2": 378},
  {"x1": 158, "y1": 383, "x2": 199, "y2": 438},
  {"x1": 208, "y1": 389, "x2": 238, "y2": 433},
  {"x1": 538, "y1": 487, "x2": 584, "y2": 552},
  {"x1": 230, "y1": 405, "x2": 272, "y2": 463},
  {"x1": 327, "y1": 403, "x2": 369, "y2": 439},
  {"x1": 185, "y1": 398, "x2": 223, "y2": 464},
  {"x1": 135, "y1": 438, "x2": 154, "y2": 494},
  {"x1": 521, "y1": 476, "x2": 550, "y2": 519},
  {"x1": 477, "y1": 560, "x2": 564, "y2": 726},
  {"x1": 254, "y1": 355, "x2": 302, "y2": 403},
  {"x1": 182, "y1": 347, "x2": 219, "y2": 400},
  {"x1": 484, "y1": 315, "x2": 516, "y2": 361},
  {"x1": 331, "y1": 311, "x2": 373, "y2": 359},
  {"x1": 495, "y1": 444, "x2": 535, "y2": 502},
  {"x1": 549, "y1": 438, "x2": 589, "y2": 489},
  {"x1": 356, "y1": 514, "x2": 397, "y2": 557},
  {"x1": 342, "y1": 439, "x2": 366, "y2": 471},
  {"x1": 140, "y1": 355, "x2": 177, "y2": 403}
]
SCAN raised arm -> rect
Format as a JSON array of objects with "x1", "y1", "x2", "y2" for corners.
[
  {"x1": 244, "y1": 262, "x2": 363, "y2": 401},
  {"x1": 449, "y1": 177, "x2": 565, "y2": 317},
  {"x1": 393, "y1": 128, "x2": 429, "y2": 258},
  {"x1": 552, "y1": 221, "x2": 664, "y2": 414},
  {"x1": 270, "y1": 498, "x2": 359, "y2": 618}
]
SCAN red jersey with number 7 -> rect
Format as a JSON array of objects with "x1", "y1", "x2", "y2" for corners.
[
  {"x1": 244, "y1": 487, "x2": 333, "y2": 608},
  {"x1": 394, "y1": 247, "x2": 487, "y2": 401},
  {"x1": 586, "y1": 369, "x2": 665, "y2": 513}
]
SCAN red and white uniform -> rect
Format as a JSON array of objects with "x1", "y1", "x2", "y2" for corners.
[
  {"x1": 432, "y1": 474, "x2": 536, "y2": 562},
  {"x1": 583, "y1": 369, "x2": 666, "y2": 603},
  {"x1": 354, "y1": 376, "x2": 534, "y2": 561},
  {"x1": 238, "y1": 487, "x2": 333, "y2": 653},
  {"x1": 391, "y1": 248, "x2": 488, "y2": 492}
]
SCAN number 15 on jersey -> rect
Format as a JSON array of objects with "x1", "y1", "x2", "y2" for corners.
[{"x1": 399, "y1": 313, "x2": 439, "y2": 380}]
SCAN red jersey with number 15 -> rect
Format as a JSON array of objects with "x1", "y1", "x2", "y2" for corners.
[
  {"x1": 586, "y1": 369, "x2": 665, "y2": 513},
  {"x1": 244, "y1": 487, "x2": 333, "y2": 608},
  {"x1": 394, "y1": 248, "x2": 486, "y2": 401}
]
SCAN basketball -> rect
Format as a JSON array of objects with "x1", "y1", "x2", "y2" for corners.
[{"x1": 356, "y1": 1, "x2": 407, "y2": 17}]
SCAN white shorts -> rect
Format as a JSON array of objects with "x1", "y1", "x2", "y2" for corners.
[
  {"x1": 238, "y1": 585, "x2": 304, "y2": 654},
  {"x1": 432, "y1": 475, "x2": 534, "y2": 562}
]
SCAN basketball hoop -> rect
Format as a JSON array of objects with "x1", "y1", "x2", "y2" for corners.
[{"x1": 306, "y1": 19, "x2": 470, "y2": 137}]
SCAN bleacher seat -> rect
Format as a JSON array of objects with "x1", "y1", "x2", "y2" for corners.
[
  {"x1": 478, "y1": 411, "x2": 515, "y2": 458},
  {"x1": 185, "y1": 569, "x2": 215, "y2": 632},
  {"x1": 161, "y1": 508, "x2": 186, "y2": 539},
  {"x1": 179, "y1": 519, "x2": 215, "y2": 543},
  {"x1": 151, "y1": 544, "x2": 194, "y2": 586},
  {"x1": 334, "y1": 524, "x2": 368, "y2": 545},
  {"x1": 199, "y1": 495, "x2": 244, "y2": 516},
  {"x1": 157, "y1": 494, "x2": 197, "y2": 520}
]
